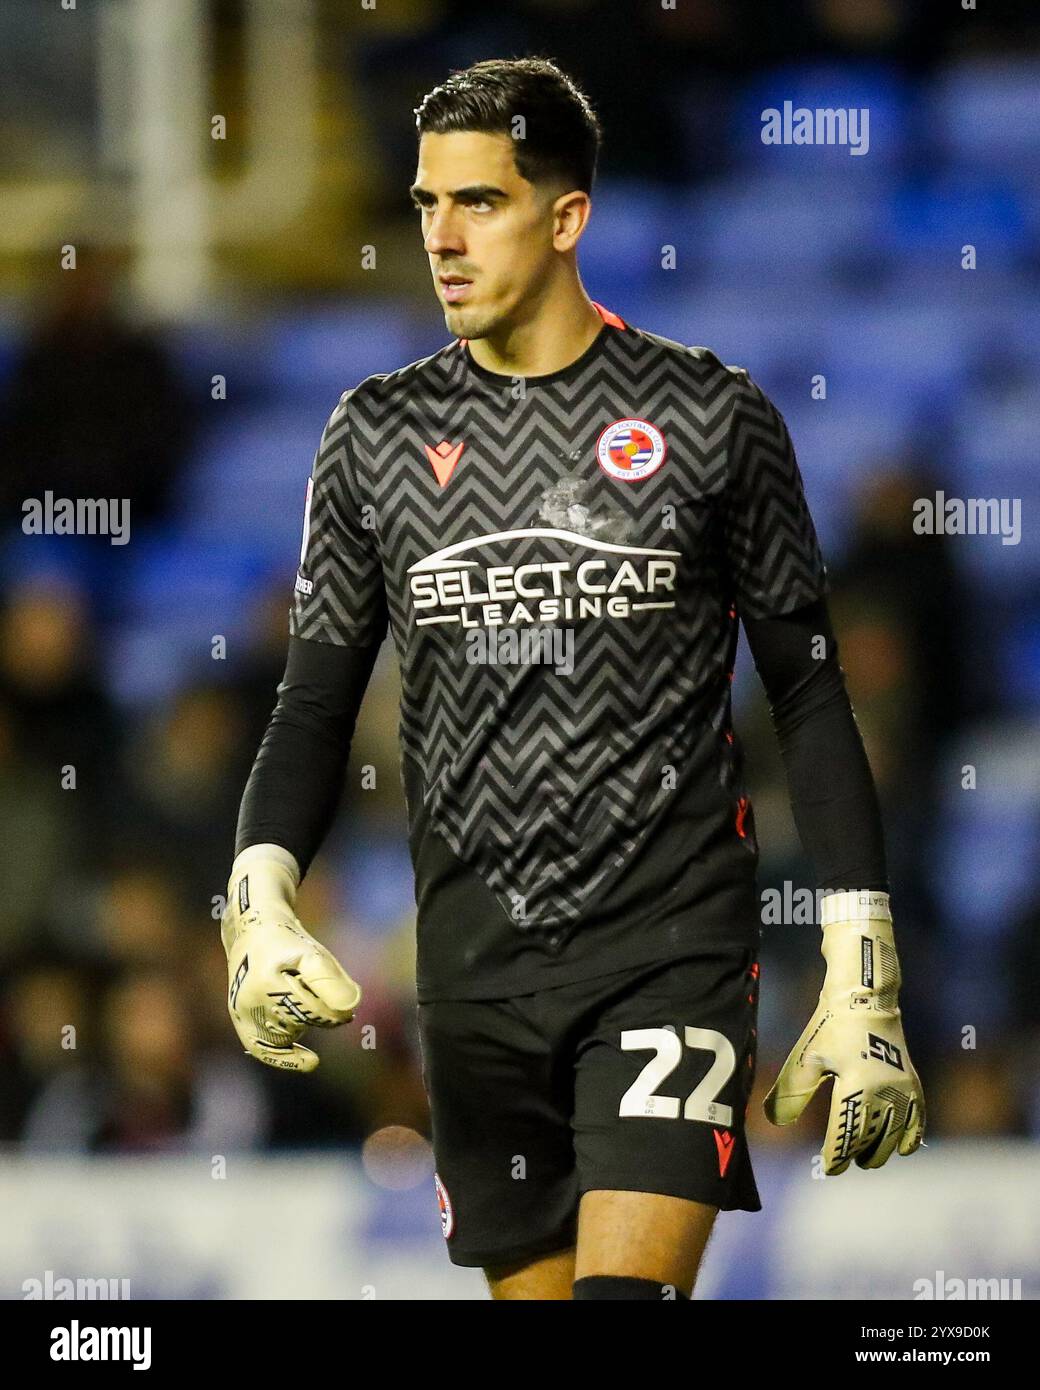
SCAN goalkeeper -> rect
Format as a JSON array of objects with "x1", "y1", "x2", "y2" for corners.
[{"x1": 220, "y1": 55, "x2": 924, "y2": 1301}]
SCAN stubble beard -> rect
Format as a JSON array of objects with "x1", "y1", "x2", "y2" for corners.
[{"x1": 443, "y1": 306, "x2": 500, "y2": 340}]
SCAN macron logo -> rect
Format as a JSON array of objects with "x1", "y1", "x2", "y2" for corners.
[{"x1": 425, "y1": 440, "x2": 465, "y2": 487}]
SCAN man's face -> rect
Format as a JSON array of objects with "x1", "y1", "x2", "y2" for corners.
[{"x1": 411, "y1": 131, "x2": 561, "y2": 340}]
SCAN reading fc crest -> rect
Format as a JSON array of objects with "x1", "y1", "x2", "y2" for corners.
[{"x1": 596, "y1": 418, "x2": 667, "y2": 482}]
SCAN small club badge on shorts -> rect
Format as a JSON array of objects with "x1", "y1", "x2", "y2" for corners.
[
  {"x1": 596, "y1": 417, "x2": 667, "y2": 482},
  {"x1": 434, "y1": 1172, "x2": 455, "y2": 1239}
]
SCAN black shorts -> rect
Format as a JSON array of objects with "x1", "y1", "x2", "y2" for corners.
[{"x1": 416, "y1": 945, "x2": 762, "y2": 1269}]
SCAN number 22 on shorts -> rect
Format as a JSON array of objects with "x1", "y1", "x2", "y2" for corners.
[{"x1": 619, "y1": 1027, "x2": 736, "y2": 1125}]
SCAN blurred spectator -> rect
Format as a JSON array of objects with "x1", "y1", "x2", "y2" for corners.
[
  {"x1": 8, "y1": 963, "x2": 270, "y2": 1155},
  {"x1": 827, "y1": 464, "x2": 973, "y2": 955},
  {"x1": 836, "y1": 464, "x2": 972, "y2": 746},
  {"x1": 227, "y1": 582, "x2": 300, "y2": 754},
  {"x1": 0, "y1": 251, "x2": 195, "y2": 529},
  {"x1": 1004, "y1": 891, "x2": 1040, "y2": 1138},
  {"x1": 0, "y1": 579, "x2": 122, "y2": 869},
  {"x1": 0, "y1": 953, "x2": 96, "y2": 1143},
  {"x1": 0, "y1": 697, "x2": 69, "y2": 961},
  {"x1": 928, "y1": 1048, "x2": 1024, "y2": 1136},
  {"x1": 116, "y1": 684, "x2": 250, "y2": 909}
]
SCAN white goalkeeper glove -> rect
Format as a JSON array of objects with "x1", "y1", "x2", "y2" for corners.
[
  {"x1": 220, "y1": 843, "x2": 361, "y2": 1073},
  {"x1": 764, "y1": 890, "x2": 925, "y2": 1174}
]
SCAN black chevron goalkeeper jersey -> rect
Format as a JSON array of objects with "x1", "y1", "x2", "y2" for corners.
[{"x1": 290, "y1": 303, "x2": 828, "y2": 1001}]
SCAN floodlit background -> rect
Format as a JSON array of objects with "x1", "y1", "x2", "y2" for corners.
[{"x1": 1, "y1": 0, "x2": 1038, "y2": 1300}]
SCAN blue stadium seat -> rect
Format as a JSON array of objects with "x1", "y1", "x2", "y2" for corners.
[
  {"x1": 932, "y1": 723, "x2": 1040, "y2": 947},
  {"x1": 176, "y1": 406, "x2": 321, "y2": 563},
  {"x1": 1001, "y1": 605, "x2": 1040, "y2": 712},
  {"x1": 769, "y1": 401, "x2": 913, "y2": 553},
  {"x1": 262, "y1": 303, "x2": 420, "y2": 399},
  {"x1": 164, "y1": 320, "x2": 275, "y2": 403},
  {"x1": 578, "y1": 181, "x2": 685, "y2": 294},
  {"x1": 926, "y1": 59, "x2": 1040, "y2": 177},
  {"x1": 104, "y1": 535, "x2": 275, "y2": 705},
  {"x1": 943, "y1": 390, "x2": 1040, "y2": 591},
  {"x1": 680, "y1": 172, "x2": 888, "y2": 282},
  {"x1": 881, "y1": 175, "x2": 1030, "y2": 269},
  {"x1": 614, "y1": 286, "x2": 830, "y2": 386},
  {"x1": 336, "y1": 835, "x2": 419, "y2": 938},
  {"x1": 950, "y1": 389, "x2": 1040, "y2": 487},
  {"x1": 820, "y1": 293, "x2": 973, "y2": 410},
  {"x1": 0, "y1": 529, "x2": 102, "y2": 594}
]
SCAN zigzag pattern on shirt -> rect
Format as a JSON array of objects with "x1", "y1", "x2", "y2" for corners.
[{"x1": 291, "y1": 321, "x2": 826, "y2": 929}]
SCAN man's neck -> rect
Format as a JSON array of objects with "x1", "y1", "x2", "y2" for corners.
[{"x1": 466, "y1": 284, "x2": 604, "y2": 379}]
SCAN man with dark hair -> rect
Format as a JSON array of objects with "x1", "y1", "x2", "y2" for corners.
[
  {"x1": 221, "y1": 56, "x2": 925, "y2": 1301},
  {"x1": 413, "y1": 56, "x2": 602, "y2": 193}
]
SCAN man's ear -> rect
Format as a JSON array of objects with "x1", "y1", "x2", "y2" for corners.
[{"x1": 552, "y1": 189, "x2": 592, "y2": 251}]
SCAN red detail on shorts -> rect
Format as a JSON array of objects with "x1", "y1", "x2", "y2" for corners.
[
  {"x1": 735, "y1": 796, "x2": 750, "y2": 838},
  {"x1": 749, "y1": 961, "x2": 760, "y2": 980},
  {"x1": 714, "y1": 1129, "x2": 736, "y2": 1178},
  {"x1": 592, "y1": 301, "x2": 626, "y2": 328},
  {"x1": 725, "y1": 731, "x2": 734, "y2": 744},
  {"x1": 435, "y1": 1173, "x2": 455, "y2": 1240}
]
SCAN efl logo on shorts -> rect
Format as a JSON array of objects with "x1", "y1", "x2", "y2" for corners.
[
  {"x1": 434, "y1": 1173, "x2": 455, "y2": 1240},
  {"x1": 596, "y1": 418, "x2": 667, "y2": 482}
]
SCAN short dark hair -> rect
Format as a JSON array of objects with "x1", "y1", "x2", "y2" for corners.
[{"x1": 414, "y1": 57, "x2": 602, "y2": 194}]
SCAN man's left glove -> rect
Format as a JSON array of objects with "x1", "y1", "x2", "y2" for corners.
[
  {"x1": 221, "y1": 843, "x2": 361, "y2": 1073},
  {"x1": 763, "y1": 890, "x2": 925, "y2": 1174}
]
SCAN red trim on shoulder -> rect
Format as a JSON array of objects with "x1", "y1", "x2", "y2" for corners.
[{"x1": 592, "y1": 301, "x2": 626, "y2": 328}]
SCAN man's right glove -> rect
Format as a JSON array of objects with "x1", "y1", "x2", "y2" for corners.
[{"x1": 221, "y1": 843, "x2": 361, "y2": 1072}]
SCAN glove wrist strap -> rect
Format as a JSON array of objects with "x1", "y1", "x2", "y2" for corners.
[
  {"x1": 227, "y1": 843, "x2": 301, "y2": 919},
  {"x1": 818, "y1": 891, "x2": 901, "y2": 1002},
  {"x1": 819, "y1": 889, "x2": 891, "y2": 928}
]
